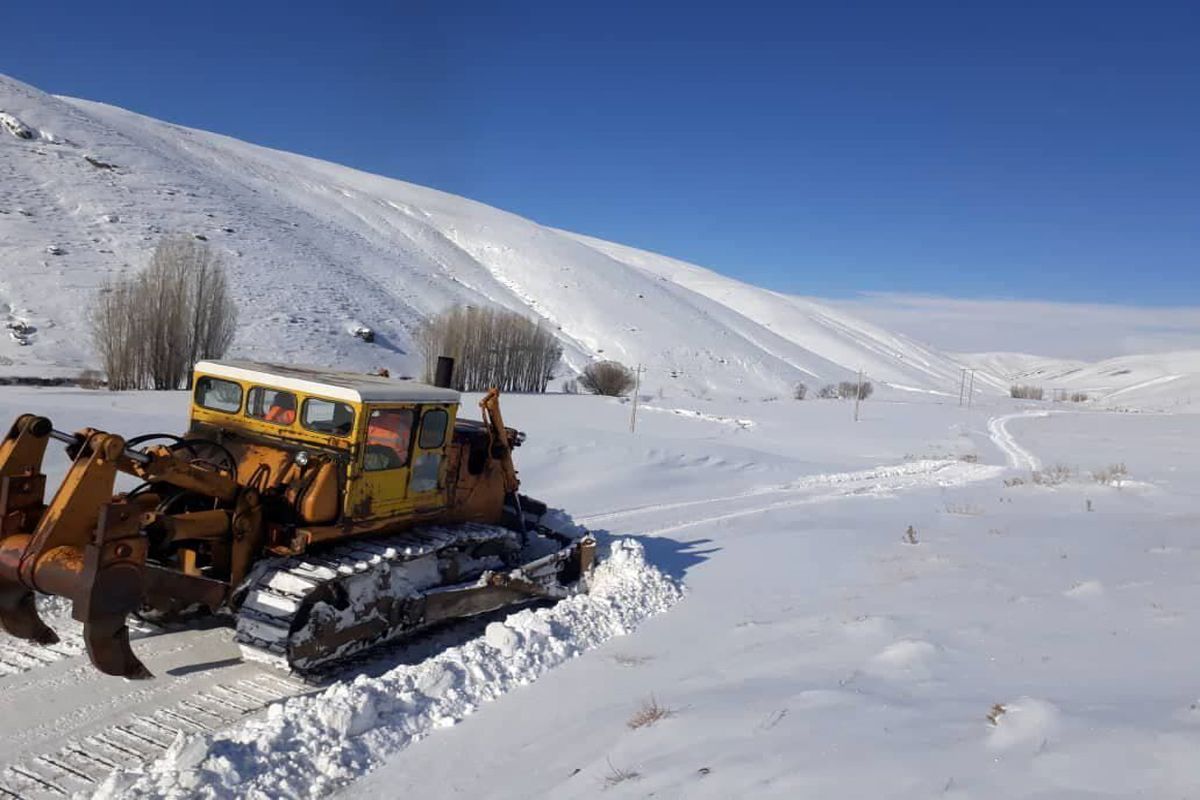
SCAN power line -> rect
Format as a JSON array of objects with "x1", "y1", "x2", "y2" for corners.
[{"x1": 629, "y1": 362, "x2": 646, "y2": 433}]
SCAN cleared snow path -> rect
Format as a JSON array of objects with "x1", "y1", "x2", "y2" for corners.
[
  {"x1": 0, "y1": 626, "x2": 307, "y2": 800},
  {"x1": 987, "y1": 412, "x2": 1047, "y2": 471},
  {"x1": 95, "y1": 539, "x2": 680, "y2": 800}
]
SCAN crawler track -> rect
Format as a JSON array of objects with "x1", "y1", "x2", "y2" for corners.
[{"x1": 236, "y1": 522, "x2": 578, "y2": 673}]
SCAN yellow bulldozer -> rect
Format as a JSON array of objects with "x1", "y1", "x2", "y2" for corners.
[{"x1": 0, "y1": 359, "x2": 593, "y2": 678}]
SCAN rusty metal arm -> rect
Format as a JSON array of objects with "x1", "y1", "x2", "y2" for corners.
[
  {"x1": 0, "y1": 419, "x2": 244, "y2": 679},
  {"x1": 479, "y1": 388, "x2": 520, "y2": 494}
]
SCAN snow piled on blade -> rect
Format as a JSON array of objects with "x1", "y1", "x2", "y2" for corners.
[{"x1": 95, "y1": 539, "x2": 681, "y2": 800}]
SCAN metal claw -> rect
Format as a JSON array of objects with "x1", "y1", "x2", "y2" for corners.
[
  {"x1": 84, "y1": 616, "x2": 152, "y2": 679},
  {"x1": 0, "y1": 584, "x2": 59, "y2": 644}
]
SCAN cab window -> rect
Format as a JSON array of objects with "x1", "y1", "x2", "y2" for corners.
[
  {"x1": 363, "y1": 408, "x2": 414, "y2": 471},
  {"x1": 302, "y1": 398, "x2": 355, "y2": 437},
  {"x1": 246, "y1": 387, "x2": 297, "y2": 426},
  {"x1": 195, "y1": 377, "x2": 242, "y2": 413},
  {"x1": 418, "y1": 408, "x2": 449, "y2": 449}
]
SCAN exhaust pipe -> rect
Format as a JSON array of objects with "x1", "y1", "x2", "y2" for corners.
[{"x1": 434, "y1": 356, "x2": 455, "y2": 389}]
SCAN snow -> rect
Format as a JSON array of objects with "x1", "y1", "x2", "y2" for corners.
[
  {"x1": 1, "y1": 72, "x2": 997, "y2": 401},
  {"x1": 2, "y1": 67, "x2": 1200, "y2": 800},
  {"x1": 97, "y1": 538, "x2": 681, "y2": 799},
  {"x1": 958, "y1": 350, "x2": 1200, "y2": 411},
  {"x1": 4, "y1": 385, "x2": 1199, "y2": 799},
  {"x1": 987, "y1": 411, "x2": 1048, "y2": 470}
]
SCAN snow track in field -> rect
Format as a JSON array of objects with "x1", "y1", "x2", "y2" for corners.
[
  {"x1": 95, "y1": 540, "x2": 680, "y2": 800},
  {"x1": 0, "y1": 625, "x2": 308, "y2": 800},
  {"x1": 0, "y1": 632, "x2": 83, "y2": 678},
  {"x1": 0, "y1": 671, "x2": 304, "y2": 800},
  {"x1": 987, "y1": 411, "x2": 1048, "y2": 471},
  {"x1": 581, "y1": 458, "x2": 1004, "y2": 534}
]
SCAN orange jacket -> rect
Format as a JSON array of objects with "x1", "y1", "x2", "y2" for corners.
[
  {"x1": 265, "y1": 405, "x2": 295, "y2": 424},
  {"x1": 368, "y1": 412, "x2": 411, "y2": 459}
]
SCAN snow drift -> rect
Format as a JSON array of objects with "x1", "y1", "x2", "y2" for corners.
[{"x1": 96, "y1": 539, "x2": 681, "y2": 799}]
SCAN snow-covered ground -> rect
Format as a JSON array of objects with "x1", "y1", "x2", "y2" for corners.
[
  {"x1": 1, "y1": 72, "x2": 987, "y2": 401},
  {"x1": 6, "y1": 69, "x2": 1198, "y2": 408},
  {"x1": 956, "y1": 350, "x2": 1200, "y2": 411},
  {"x1": 4, "y1": 62, "x2": 1200, "y2": 800},
  {"x1": 3, "y1": 385, "x2": 1200, "y2": 799}
]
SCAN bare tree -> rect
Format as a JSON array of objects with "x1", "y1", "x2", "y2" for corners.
[
  {"x1": 1010, "y1": 384, "x2": 1044, "y2": 400},
  {"x1": 579, "y1": 360, "x2": 636, "y2": 396},
  {"x1": 90, "y1": 237, "x2": 238, "y2": 390},
  {"x1": 419, "y1": 305, "x2": 562, "y2": 392},
  {"x1": 837, "y1": 380, "x2": 873, "y2": 400}
]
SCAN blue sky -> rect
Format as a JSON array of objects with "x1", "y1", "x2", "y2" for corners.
[{"x1": 3, "y1": 1, "x2": 1197, "y2": 304}]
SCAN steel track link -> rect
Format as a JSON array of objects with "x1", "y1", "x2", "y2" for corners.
[{"x1": 235, "y1": 522, "x2": 523, "y2": 671}]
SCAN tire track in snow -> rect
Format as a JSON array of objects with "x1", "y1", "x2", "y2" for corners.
[
  {"x1": 580, "y1": 459, "x2": 1004, "y2": 535},
  {"x1": 987, "y1": 412, "x2": 1048, "y2": 471}
]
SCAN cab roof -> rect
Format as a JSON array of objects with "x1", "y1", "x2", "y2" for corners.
[{"x1": 195, "y1": 360, "x2": 461, "y2": 405}]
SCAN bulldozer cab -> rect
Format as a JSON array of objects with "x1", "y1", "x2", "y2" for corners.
[{"x1": 190, "y1": 361, "x2": 460, "y2": 523}]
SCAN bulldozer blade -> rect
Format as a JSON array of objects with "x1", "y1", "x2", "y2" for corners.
[
  {"x1": 0, "y1": 584, "x2": 59, "y2": 644},
  {"x1": 84, "y1": 616, "x2": 152, "y2": 679}
]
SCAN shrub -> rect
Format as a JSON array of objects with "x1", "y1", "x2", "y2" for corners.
[
  {"x1": 793, "y1": 382, "x2": 807, "y2": 400},
  {"x1": 1032, "y1": 463, "x2": 1073, "y2": 486},
  {"x1": 561, "y1": 378, "x2": 579, "y2": 394},
  {"x1": 579, "y1": 360, "x2": 636, "y2": 397},
  {"x1": 1070, "y1": 392, "x2": 1089, "y2": 402},
  {"x1": 76, "y1": 369, "x2": 105, "y2": 390},
  {"x1": 91, "y1": 236, "x2": 237, "y2": 390},
  {"x1": 1092, "y1": 463, "x2": 1128, "y2": 486},
  {"x1": 418, "y1": 305, "x2": 562, "y2": 392},
  {"x1": 627, "y1": 695, "x2": 676, "y2": 729},
  {"x1": 1010, "y1": 385, "x2": 1044, "y2": 400},
  {"x1": 838, "y1": 380, "x2": 873, "y2": 400},
  {"x1": 604, "y1": 758, "x2": 641, "y2": 788},
  {"x1": 817, "y1": 383, "x2": 839, "y2": 399}
]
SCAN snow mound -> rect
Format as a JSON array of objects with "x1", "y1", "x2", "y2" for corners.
[
  {"x1": 96, "y1": 538, "x2": 682, "y2": 800},
  {"x1": 866, "y1": 639, "x2": 939, "y2": 680},
  {"x1": 987, "y1": 697, "x2": 1061, "y2": 753}
]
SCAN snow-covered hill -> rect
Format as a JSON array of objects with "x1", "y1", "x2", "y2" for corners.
[
  {"x1": 2, "y1": 73, "x2": 981, "y2": 399},
  {"x1": 957, "y1": 350, "x2": 1200, "y2": 411}
]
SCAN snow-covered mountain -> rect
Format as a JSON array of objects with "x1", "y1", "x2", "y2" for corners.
[
  {"x1": 956, "y1": 350, "x2": 1200, "y2": 411},
  {"x1": 1, "y1": 72, "x2": 987, "y2": 399}
]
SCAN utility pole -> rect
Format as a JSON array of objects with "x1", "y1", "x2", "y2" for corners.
[
  {"x1": 967, "y1": 368, "x2": 976, "y2": 409},
  {"x1": 629, "y1": 363, "x2": 644, "y2": 433},
  {"x1": 854, "y1": 368, "x2": 864, "y2": 422},
  {"x1": 958, "y1": 367, "x2": 967, "y2": 407}
]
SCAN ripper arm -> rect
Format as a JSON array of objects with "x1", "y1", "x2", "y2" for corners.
[{"x1": 0, "y1": 415, "x2": 243, "y2": 678}]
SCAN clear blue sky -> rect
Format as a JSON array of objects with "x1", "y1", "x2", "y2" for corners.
[{"x1": 3, "y1": 1, "x2": 1197, "y2": 304}]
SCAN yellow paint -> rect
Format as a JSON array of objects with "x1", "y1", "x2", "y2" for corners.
[{"x1": 189, "y1": 369, "x2": 458, "y2": 522}]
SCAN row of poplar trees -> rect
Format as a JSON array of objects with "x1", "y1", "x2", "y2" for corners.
[
  {"x1": 418, "y1": 305, "x2": 562, "y2": 392},
  {"x1": 91, "y1": 237, "x2": 237, "y2": 390}
]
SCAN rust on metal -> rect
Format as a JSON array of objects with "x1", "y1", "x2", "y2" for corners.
[{"x1": 0, "y1": 362, "x2": 586, "y2": 679}]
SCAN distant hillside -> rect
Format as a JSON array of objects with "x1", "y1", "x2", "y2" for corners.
[
  {"x1": 956, "y1": 350, "x2": 1200, "y2": 411},
  {"x1": 0, "y1": 73, "x2": 1000, "y2": 400}
]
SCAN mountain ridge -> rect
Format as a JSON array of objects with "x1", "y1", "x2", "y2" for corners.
[{"x1": 3, "y1": 72, "x2": 1191, "y2": 408}]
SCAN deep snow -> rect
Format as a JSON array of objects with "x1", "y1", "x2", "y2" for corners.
[{"x1": 3, "y1": 385, "x2": 1198, "y2": 798}]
